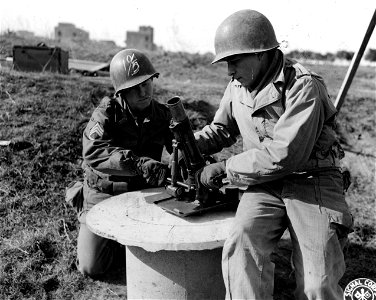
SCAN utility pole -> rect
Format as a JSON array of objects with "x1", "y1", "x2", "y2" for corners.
[{"x1": 334, "y1": 9, "x2": 376, "y2": 112}]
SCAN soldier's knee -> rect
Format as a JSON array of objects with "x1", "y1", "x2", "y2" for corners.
[{"x1": 77, "y1": 258, "x2": 107, "y2": 278}]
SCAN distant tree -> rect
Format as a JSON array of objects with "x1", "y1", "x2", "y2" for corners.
[
  {"x1": 286, "y1": 50, "x2": 302, "y2": 60},
  {"x1": 336, "y1": 50, "x2": 354, "y2": 60},
  {"x1": 182, "y1": 52, "x2": 215, "y2": 68},
  {"x1": 4, "y1": 29, "x2": 16, "y2": 36},
  {"x1": 323, "y1": 52, "x2": 335, "y2": 61},
  {"x1": 313, "y1": 52, "x2": 328, "y2": 61},
  {"x1": 365, "y1": 48, "x2": 376, "y2": 62},
  {"x1": 301, "y1": 50, "x2": 315, "y2": 60},
  {"x1": 287, "y1": 50, "x2": 315, "y2": 60},
  {"x1": 287, "y1": 50, "x2": 337, "y2": 61}
]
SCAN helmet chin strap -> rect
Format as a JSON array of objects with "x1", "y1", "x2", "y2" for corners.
[
  {"x1": 121, "y1": 96, "x2": 152, "y2": 119},
  {"x1": 256, "y1": 52, "x2": 264, "y2": 61},
  {"x1": 116, "y1": 94, "x2": 127, "y2": 109}
]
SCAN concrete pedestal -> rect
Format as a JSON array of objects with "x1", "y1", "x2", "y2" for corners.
[
  {"x1": 126, "y1": 246, "x2": 224, "y2": 299},
  {"x1": 86, "y1": 187, "x2": 235, "y2": 299}
]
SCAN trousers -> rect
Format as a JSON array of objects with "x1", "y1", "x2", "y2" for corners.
[
  {"x1": 76, "y1": 180, "x2": 125, "y2": 277},
  {"x1": 222, "y1": 169, "x2": 353, "y2": 299}
]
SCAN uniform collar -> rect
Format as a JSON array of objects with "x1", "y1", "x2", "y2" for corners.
[
  {"x1": 253, "y1": 49, "x2": 284, "y2": 94},
  {"x1": 117, "y1": 96, "x2": 154, "y2": 125},
  {"x1": 236, "y1": 50, "x2": 288, "y2": 112},
  {"x1": 252, "y1": 52, "x2": 285, "y2": 113},
  {"x1": 126, "y1": 103, "x2": 152, "y2": 126}
]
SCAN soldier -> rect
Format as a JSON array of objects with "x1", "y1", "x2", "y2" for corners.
[
  {"x1": 76, "y1": 49, "x2": 173, "y2": 277},
  {"x1": 193, "y1": 10, "x2": 353, "y2": 299}
]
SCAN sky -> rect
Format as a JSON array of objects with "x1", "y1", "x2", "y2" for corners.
[{"x1": 1, "y1": 0, "x2": 375, "y2": 55}]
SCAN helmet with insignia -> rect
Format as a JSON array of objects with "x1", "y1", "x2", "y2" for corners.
[{"x1": 110, "y1": 49, "x2": 159, "y2": 95}]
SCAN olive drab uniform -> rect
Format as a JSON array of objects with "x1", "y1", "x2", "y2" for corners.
[
  {"x1": 78, "y1": 96, "x2": 173, "y2": 223},
  {"x1": 195, "y1": 49, "x2": 353, "y2": 299},
  {"x1": 196, "y1": 50, "x2": 346, "y2": 184}
]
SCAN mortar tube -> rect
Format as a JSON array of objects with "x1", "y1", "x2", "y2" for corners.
[{"x1": 167, "y1": 96, "x2": 187, "y2": 122}]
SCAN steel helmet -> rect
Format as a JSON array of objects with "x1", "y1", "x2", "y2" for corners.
[
  {"x1": 212, "y1": 10, "x2": 279, "y2": 63},
  {"x1": 110, "y1": 49, "x2": 159, "y2": 94}
]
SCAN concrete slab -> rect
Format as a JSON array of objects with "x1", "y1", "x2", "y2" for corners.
[
  {"x1": 86, "y1": 187, "x2": 235, "y2": 252},
  {"x1": 86, "y1": 187, "x2": 235, "y2": 299}
]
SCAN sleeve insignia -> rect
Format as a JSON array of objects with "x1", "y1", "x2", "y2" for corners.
[{"x1": 88, "y1": 122, "x2": 104, "y2": 140}]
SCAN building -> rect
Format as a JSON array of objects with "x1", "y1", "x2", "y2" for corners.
[
  {"x1": 15, "y1": 30, "x2": 35, "y2": 39},
  {"x1": 54, "y1": 23, "x2": 89, "y2": 43},
  {"x1": 126, "y1": 26, "x2": 155, "y2": 51},
  {"x1": 99, "y1": 40, "x2": 117, "y2": 47}
]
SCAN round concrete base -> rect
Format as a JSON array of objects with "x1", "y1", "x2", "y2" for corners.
[
  {"x1": 126, "y1": 245, "x2": 225, "y2": 299},
  {"x1": 87, "y1": 188, "x2": 235, "y2": 298}
]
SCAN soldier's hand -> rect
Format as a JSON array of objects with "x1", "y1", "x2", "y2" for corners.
[
  {"x1": 137, "y1": 157, "x2": 168, "y2": 187},
  {"x1": 196, "y1": 160, "x2": 227, "y2": 190}
]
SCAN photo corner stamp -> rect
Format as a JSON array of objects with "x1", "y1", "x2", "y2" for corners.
[{"x1": 344, "y1": 278, "x2": 376, "y2": 300}]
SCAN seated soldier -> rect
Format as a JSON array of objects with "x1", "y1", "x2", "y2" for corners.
[
  {"x1": 76, "y1": 49, "x2": 173, "y2": 277},
  {"x1": 193, "y1": 10, "x2": 353, "y2": 299}
]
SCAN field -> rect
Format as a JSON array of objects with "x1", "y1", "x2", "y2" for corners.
[{"x1": 0, "y1": 49, "x2": 375, "y2": 299}]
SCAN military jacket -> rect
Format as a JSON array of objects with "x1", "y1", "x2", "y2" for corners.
[
  {"x1": 195, "y1": 50, "x2": 342, "y2": 187},
  {"x1": 82, "y1": 96, "x2": 173, "y2": 182}
]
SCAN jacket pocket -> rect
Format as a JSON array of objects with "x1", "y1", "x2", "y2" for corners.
[
  {"x1": 252, "y1": 105, "x2": 281, "y2": 142},
  {"x1": 282, "y1": 170, "x2": 353, "y2": 236}
]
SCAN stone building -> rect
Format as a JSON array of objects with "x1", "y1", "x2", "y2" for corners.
[
  {"x1": 16, "y1": 30, "x2": 35, "y2": 39},
  {"x1": 126, "y1": 26, "x2": 155, "y2": 51},
  {"x1": 54, "y1": 23, "x2": 89, "y2": 43}
]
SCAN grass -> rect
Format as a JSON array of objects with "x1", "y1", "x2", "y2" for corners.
[{"x1": 0, "y1": 49, "x2": 375, "y2": 299}]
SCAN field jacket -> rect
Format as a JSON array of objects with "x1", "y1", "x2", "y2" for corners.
[
  {"x1": 195, "y1": 50, "x2": 343, "y2": 187},
  {"x1": 82, "y1": 96, "x2": 173, "y2": 193}
]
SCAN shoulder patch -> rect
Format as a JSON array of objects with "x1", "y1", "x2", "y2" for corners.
[
  {"x1": 89, "y1": 122, "x2": 104, "y2": 140},
  {"x1": 97, "y1": 97, "x2": 109, "y2": 109},
  {"x1": 97, "y1": 96, "x2": 118, "y2": 119},
  {"x1": 99, "y1": 96, "x2": 112, "y2": 106}
]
